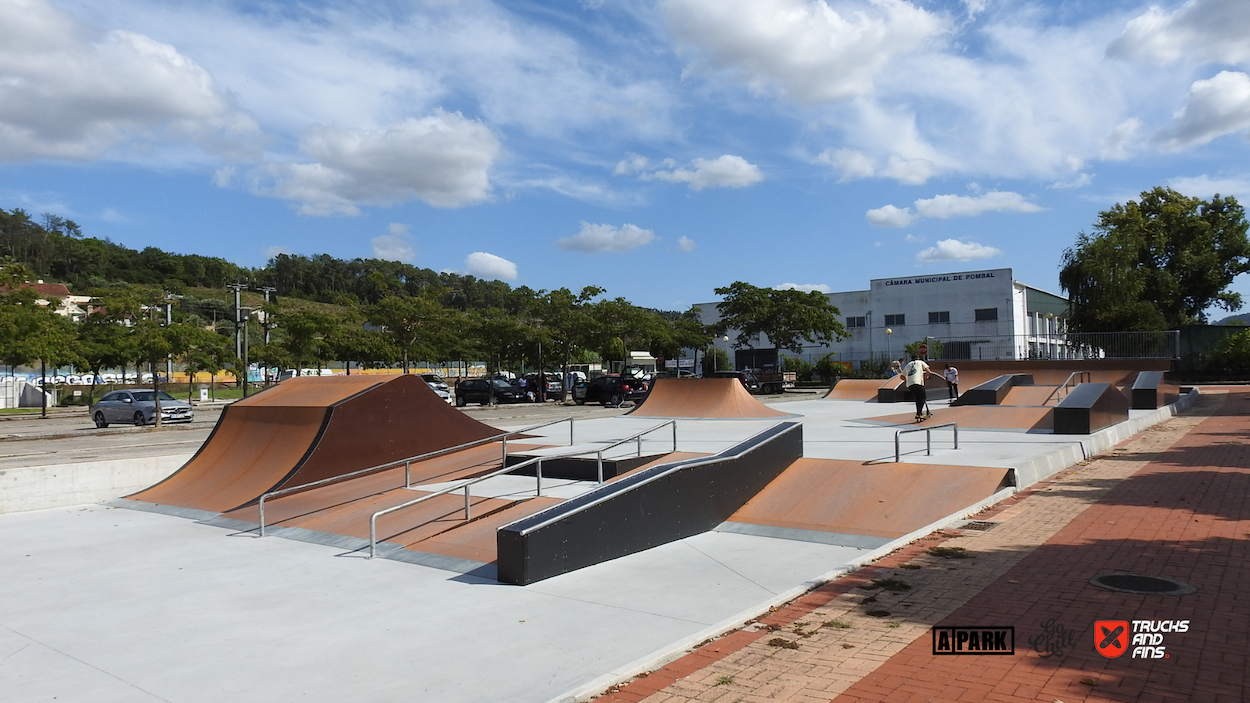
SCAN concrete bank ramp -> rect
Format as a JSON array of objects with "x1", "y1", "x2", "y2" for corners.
[
  {"x1": 722, "y1": 458, "x2": 1012, "y2": 546},
  {"x1": 129, "y1": 375, "x2": 500, "y2": 513},
  {"x1": 630, "y1": 378, "x2": 795, "y2": 419}
]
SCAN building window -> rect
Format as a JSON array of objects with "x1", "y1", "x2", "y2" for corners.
[
  {"x1": 928, "y1": 311, "x2": 950, "y2": 324},
  {"x1": 846, "y1": 316, "x2": 866, "y2": 328},
  {"x1": 975, "y1": 308, "x2": 998, "y2": 322},
  {"x1": 884, "y1": 314, "x2": 905, "y2": 326}
]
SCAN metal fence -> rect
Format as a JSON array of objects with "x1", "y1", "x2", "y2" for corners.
[{"x1": 933, "y1": 331, "x2": 1180, "y2": 361}]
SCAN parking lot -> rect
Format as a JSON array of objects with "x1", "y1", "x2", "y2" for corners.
[{"x1": 2, "y1": 389, "x2": 819, "y2": 471}]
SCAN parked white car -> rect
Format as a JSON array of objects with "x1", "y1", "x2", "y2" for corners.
[{"x1": 91, "y1": 390, "x2": 195, "y2": 427}]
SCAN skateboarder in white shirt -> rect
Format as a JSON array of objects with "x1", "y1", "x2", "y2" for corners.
[
  {"x1": 902, "y1": 354, "x2": 932, "y2": 421},
  {"x1": 943, "y1": 364, "x2": 959, "y2": 400}
]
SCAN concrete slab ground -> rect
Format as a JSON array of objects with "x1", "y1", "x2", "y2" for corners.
[{"x1": 0, "y1": 388, "x2": 1197, "y2": 703}]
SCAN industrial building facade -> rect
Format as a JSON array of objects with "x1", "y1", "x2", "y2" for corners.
[{"x1": 695, "y1": 267, "x2": 1070, "y2": 369}]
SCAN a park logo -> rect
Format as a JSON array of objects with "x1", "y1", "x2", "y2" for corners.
[
  {"x1": 1095, "y1": 620, "x2": 1188, "y2": 659},
  {"x1": 932, "y1": 626, "x2": 1014, "y2": 655},
  {"x1": 1094, "y1": 620, "x2": 1129, "y2": 658}
]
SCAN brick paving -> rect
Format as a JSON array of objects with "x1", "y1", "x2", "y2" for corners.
[{"x1": 592, "y1": 389, "x2": 1247, "y2": 703}]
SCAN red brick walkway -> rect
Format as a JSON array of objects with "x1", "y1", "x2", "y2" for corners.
[
  {"x1": 592, "y1": 389, "x2": 1250, "y2": 703},
  {"x1": 834, "y1": 389, "x2": 1250, "y2": 703}
]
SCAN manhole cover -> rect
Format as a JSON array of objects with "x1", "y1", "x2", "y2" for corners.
[
  {"x1": 957, "y1": 520, "x2": 1000, "y2": 532},
  {"x1": 1090, "y1": 573, "x2": 1196, "y2": 596}
]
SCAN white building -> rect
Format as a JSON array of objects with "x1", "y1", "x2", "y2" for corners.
[{"x1": 695, "y1": 268, "x2": 1070, "y2": 368}]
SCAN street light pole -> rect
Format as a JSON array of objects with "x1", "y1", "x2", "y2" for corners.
[{"x1": 886, "y1": 327, "x2": 893, "y2": 364}]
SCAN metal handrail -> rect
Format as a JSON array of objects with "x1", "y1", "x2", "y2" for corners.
[
  {"x1": 1045, "y1": 371, "x2": 1091, "y2": 406},
  {"x1": 258, "y1": 416, "x2": 575, "y2": 536},
  {"x1": 894, "y1": 422, "x2": 958, "y2": 462},
  {"x1": 368, "y1": 420, "x2": 679, "y2": 558}
]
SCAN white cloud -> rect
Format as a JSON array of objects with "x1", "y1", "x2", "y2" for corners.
[
  {"x1": 465, "y1": 251, "x2": 517, "y2": 281},
  {"x1": 1169, "y1": 174, "x2": 1250, "y2": 201},
  {"x1": 614, "y1": 153, "x2": 650, "y2": 176},
  {"x1": 1101, "y1": 119, "x2": 1140, "y2": 160},
  {"x1": 371, "y1": 224, "x2": 416, "y2": 262},
  {"x1": 868, "y1": 191, "x2": 1042, "y2": 227},
  {"x1": 866, "y1": 204, "x2": 917, "y2": 227},
  {"x1": 916, "y1": 239, "x2": 1003, "y2": 262},
  {"x1": 880, "y1": 155, "x2": 938, "y2": 185},
  {"x1": 814, "y1": 148, "x2": 875, "y2": 182},
  {"x1": 0, "y1": 0, "x2": 258, "y2": 162},
  {"x1": 914, "y1": 191, "x2": 1043, "y2": 219},
  {"x1": 903, "y1": 234, "x2": 924, "y2": 243},
  {"x1": 247, "y1": 111, "x2": 500, "y2": 215},
  {"x1": 1155, "y1": 72, "x2": 1250, "y2": 151},
  {"x1": 1109, "y1": 0, "x2": 1250, "y2": 66},
  {"x1": 660, "y1": 0, "x2": 949, "y2": 104},
  {"x1": 1050, "y1": 173, "x2": 1093, "y2": 189},
  {"x1": 262, "y1": 245, "x2": 292, "y2": 259},
  {"x1": 556, "y1": 222, "x2": 657, "y2": 253},
  {"x1": 775, "y1": 282, "x2": 831, "y2": 294},
  {"x1": 643, "y1": 154, "x2": 764, "y2": 191},
  {"x1": 675, "y1": 235, "x2": 697, "y2": 253}
]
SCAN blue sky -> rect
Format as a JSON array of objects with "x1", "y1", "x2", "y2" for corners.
[{"x1": 3, "y1": 0, "x2": 1250, "y2": 313}]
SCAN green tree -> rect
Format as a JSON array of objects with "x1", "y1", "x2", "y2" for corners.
[
  {"x1": 904, "y1": 338, "x2": 944, "y2": 360},
  {"x1": 712, "y1": 282, "x2": 848, "y2": 362},
  {"x1": 1060, "y1": 187, "x2": 1250, "y2": 331},
  {"x1": 813, "y1": 352, "x2": 844, "y2": 384},
  {"x1": 368, "y1": 294, "x2": 449, "y2": 372},
  {"x1": 1209, "y1": 329, "x2": 1250, "y2": 375},
  {"x1": 0, "y1": 287, "x2": 82, "y2": 415},
  {"x1": 77, "y1": 311, "x2": 134, "y2": 403}
]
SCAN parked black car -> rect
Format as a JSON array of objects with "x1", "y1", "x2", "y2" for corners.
[
  {"x1": 711, "y1": 370, "x2": 762, "y2": 393},
  {"x1": 522, "y1": 373, "x2": 565, "y2": 401},
  {"x1": 575, "y1": 374, "x2": 648, "y2": 406},
  {"x1": 455, "y1": 378, "x2": 524, "y2": 406}
]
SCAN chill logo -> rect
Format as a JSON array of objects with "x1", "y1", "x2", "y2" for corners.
[{"x1": 1095, "y1": 620, "x2": 1188, "y2": 659}]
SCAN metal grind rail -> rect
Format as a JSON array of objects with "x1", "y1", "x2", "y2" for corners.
[
  {"x1": 1045, "y1": 371, "x2": 1092, "y2": 406},
  {"x1": 895, "y1": 422, "x2": 958, "y2": 462},
  {"x1": 368, "y1": 419, "x2": 678, "y2": 558},
  {"x1": 257, "y1": 416, "x2": 575, "y2": 536}
]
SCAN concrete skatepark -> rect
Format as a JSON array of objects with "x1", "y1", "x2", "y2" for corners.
[{"x1": 0, "y1": 365, "x2": 1197, "y2": 702}]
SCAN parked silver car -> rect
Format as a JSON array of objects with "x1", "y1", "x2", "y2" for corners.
[{"x1": 91, "y1": 390, "x2": 195, "y2": 427}]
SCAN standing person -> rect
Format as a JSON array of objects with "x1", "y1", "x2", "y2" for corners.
[
  {"x1": 943, "y1": 364, "x2": 960, "y2": 400},
  {"x1": 902, "y1": 354, "x2": 931, "y2": 421}
]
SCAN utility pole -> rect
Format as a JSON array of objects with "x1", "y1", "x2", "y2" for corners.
[
  {"x1": 227, "y1": 283, "x2": 246, "y2": 394},
  {"x1": 258, "y1": 286, "x2": 276, "y2": 385}
]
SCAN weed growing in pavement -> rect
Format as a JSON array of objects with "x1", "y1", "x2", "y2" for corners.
[
  {"x1": 824, "y1": 619, "x2": 852, "y2": 629},
  {"x1": 767, "y1": 637, "x2": 800, "y2": 649},
  {"x1": 868, "y1": 578, "x2": 912, "y2": 592},
  {"x1": 899, "y1": 563, "x2": 922, "y2": 570},
  {"x1": 886, "y1": 622, "x2": 900, "y2": 628},
  {"x1": 927, "y1": 546, "x2": 974, "y2": 559},
  {"x1": 715, "y1": 676, "x2": 735, "y2": 686}
]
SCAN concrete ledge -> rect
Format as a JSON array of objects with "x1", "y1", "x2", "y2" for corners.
[{"x1": 0, "y1": 454, "x2": 192, "y2": 515}]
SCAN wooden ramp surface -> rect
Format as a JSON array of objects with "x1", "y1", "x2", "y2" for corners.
[
  {"x1": 630, "y1": 378, "x2": 793, "y2": 419},
  {"x1": 130, "y1": 375, "x2": 500, "y2": 513},
  {"x1": 726, "y1": 458, "x2": 1010, "y2": 540},
  {"x1": 823, "y1": 379, "x2": 887, "y2": 400},
  {"x1": 868, "y1": 405, "x2": 1054, "y2": 431}
]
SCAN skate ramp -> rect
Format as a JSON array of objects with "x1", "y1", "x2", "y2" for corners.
[
  {"x1": 130, "y1": 375, "x2": 500, "y2": 513},
  {"x1": 868, "y1": 405, "x2": 1054, "y2": 432},
  {"x1": 724, "y1": 458, "x2": 1011, "y2": 540},
  {"x1": 823, "y1": 379, "x2": 888, "y2": 400},
  {"x1": 630, "y1": 378, "x2": 793, "y2": 419}
]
